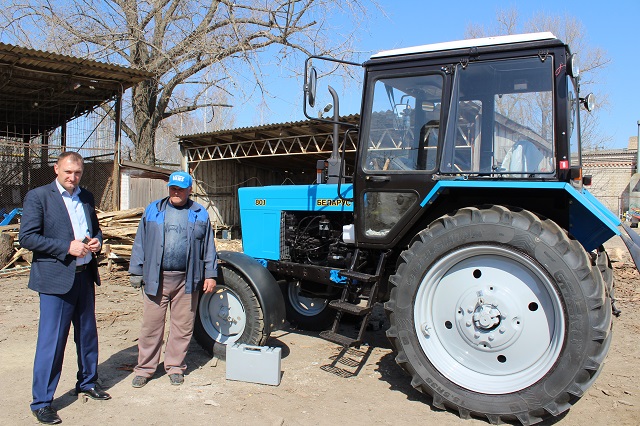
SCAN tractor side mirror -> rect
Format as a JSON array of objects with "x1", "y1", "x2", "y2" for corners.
[{"x1": 305, "y1": 66, "x2": 318, "y2": 108}]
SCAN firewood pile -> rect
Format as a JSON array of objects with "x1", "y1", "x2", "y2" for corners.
[
  {"x1": 0, "y1": 207, "x2": 145, "y2": 276},
  {"x1": 97, "y1": 207, "x2": 144, "y2": 270},
  {"x1": 0, "y1": 223, "x2": 25, "y2": 276}
]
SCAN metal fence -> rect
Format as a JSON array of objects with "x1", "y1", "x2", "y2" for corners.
[{"x1": 0, "y1": 103, "x2": 118, "y2": 213}]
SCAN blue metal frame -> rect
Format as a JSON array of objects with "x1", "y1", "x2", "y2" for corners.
[
  {"x1": 0, "y1": 208, "x2": 22, "y2": 226},
  {"x1": 421, "y1": 181, "x2": 619, "y2": 251},
  {"x1": 239, "y1": 180, "x2": 625, "y2": 263}
]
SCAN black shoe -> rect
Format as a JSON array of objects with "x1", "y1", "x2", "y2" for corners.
[
  {"x1": 79, "y1": 387, "x2": 111, "y2": 400},
  {"x1": 32, "y1": 406, "x2": 62, "y2": 424}
]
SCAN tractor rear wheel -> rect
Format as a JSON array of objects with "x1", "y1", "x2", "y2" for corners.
[
  {"x1": 385, "y1": 205, "x2": 612, "y2": 425},
  {"x1": 194, "y1": 265, "x2": 268, "y2": 359}
]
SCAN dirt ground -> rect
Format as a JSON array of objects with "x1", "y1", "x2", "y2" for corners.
[{"x1": 0, "y1": 237, "x2": 639, "y2": 426}]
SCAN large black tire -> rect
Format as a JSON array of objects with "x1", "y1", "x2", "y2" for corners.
[
  {"x1": 596, "y1": 246, "x2": 621, "y2": 316},
  {"x1": 385, "y1": 205, "x2": 612, "y2": 425},
  {"x1": 283, "y1": 281, "x2": 336, "y2": 331},
  {"x1": 194, "y1": 264, "x2": 268, "y2": 359}
]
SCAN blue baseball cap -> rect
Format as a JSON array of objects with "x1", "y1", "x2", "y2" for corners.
[{"x1": 167, "y1": 171, "x2": 193, "y2": 188}]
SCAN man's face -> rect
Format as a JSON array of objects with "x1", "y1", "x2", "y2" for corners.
[
  {"x1": 168, "y1": 185, "x2": 192, "y2": 207},
  {"x1": 54, "y1": 157, "x2": 84, "y2": 193}
]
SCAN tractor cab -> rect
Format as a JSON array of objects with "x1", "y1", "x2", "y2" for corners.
[{"x1": 304, "y1": 32, "x2": 617, "y2": 254}]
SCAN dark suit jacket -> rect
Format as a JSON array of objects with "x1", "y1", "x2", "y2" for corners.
[{"x1": 19, "y1": 181, "x2": 102, "y2": 294}]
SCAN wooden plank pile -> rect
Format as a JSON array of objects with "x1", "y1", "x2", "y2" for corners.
[
  {"x1": 0, "y1": 223, "x2": 26, "y2": 275},
  {"x1": 0, "y1": 208, "x2": 144, "y2": 276},
  {"x1": 97, "y1": 207, "x2": 143, "y2": 269}
]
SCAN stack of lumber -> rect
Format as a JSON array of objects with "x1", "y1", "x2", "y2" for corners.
[
  {"x1": 0, "y1": 208, "x2": 144, "y2": 275},
  {"x1": 98, "y1": 207, "x2": 143, "y2": 264}
]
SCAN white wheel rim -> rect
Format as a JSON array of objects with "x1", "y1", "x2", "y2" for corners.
[
  {"x1": 198, "y1": 285, "x2": 247, "y2": 344},
  {"x1": 413, "y1": 244, "x2": 565, "y2": 394},
  {"x1": 287, "y1": 281, "x2": 328, "y2": 317}
]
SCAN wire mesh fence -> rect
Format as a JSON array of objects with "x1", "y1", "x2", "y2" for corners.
[{"x1": 0, "y1": 101, "x2": 118, "y2": 214}]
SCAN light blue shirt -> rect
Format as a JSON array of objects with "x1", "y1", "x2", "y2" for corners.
[{"x1": 55, "y1": 180, "x2": 91, "y2": 265}]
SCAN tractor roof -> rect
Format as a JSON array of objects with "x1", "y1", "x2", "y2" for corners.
[{"x1": 371, "y1": 32, "x2": 558, "y2": 59}]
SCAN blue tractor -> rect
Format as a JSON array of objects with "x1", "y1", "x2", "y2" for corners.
[{"x1": 194, "y1": 32, "x2": 640, "y2": 424}]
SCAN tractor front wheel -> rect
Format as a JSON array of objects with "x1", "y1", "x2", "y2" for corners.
[
  {"x1": 283, "y1": 280, "x2": 336, "y2": 331},
  {"x1": 194, "y1": 265, "x2": 268, "y2": 359}
]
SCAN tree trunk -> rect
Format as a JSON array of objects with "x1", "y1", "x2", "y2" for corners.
[
  {"x1": 132, "y1": 80, "x2": 159, "y2": 165},
  {"x1": 135, "y1": 124, "x2": 157, "y2": 165}
]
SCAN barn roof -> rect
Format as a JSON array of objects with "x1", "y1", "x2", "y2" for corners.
[
  {"x1": 0, "y1": 42, "x2": 152, "y2": 138},
  {"x1": 178, "y1": 115, "x2": 360, "y2": 172}
]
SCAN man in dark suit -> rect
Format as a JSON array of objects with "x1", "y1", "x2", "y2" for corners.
[{"x1": 19, "y1": 151, "x2": 110, "y2": 425}]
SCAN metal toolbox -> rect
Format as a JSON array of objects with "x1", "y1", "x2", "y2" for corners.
[{"x1": 225, "y1": 343, "x2": 282, "y2": 386}]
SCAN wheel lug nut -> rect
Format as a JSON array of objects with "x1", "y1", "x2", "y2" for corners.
[{"x1": 499, "y1": 327, "x2": 506, "y2": 334}]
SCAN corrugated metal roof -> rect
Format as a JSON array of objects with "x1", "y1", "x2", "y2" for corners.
[
  {"x1": 179, "y1": 114, "x2": 360, "y2": 148},
  {"x1": 178, "y1": 115, "x2": 361, "y2": 173},
  {"x1": 0, "y1": 42, "x2": 153, "y2": 137}
]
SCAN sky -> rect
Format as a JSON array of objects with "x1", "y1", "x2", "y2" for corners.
[{"x1": 230, "y1": 0, "x2": 640, "y2": 149}]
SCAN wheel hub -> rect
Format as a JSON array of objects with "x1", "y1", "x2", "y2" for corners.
[
  {"x1": 473, "y1": 303, "x2": 501, "y2": 330},
  {"x1": 217, "y1": 305, "x2": 238, "y2": 325},
  {"x1": 456, "y1": 289, "x2": 521, "y2": 350}
]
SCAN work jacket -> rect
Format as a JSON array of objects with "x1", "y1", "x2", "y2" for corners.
[{"x1": 129, "y1": 197, "x2": 217, "y2": 296}]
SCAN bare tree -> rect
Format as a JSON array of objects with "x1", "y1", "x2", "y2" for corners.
[
  {"x1": 0, "y1": 0, "x2": 378, "y2": 164},
  {"x1": 465, "y1": 8, "x2": 612, "y2": 149}
]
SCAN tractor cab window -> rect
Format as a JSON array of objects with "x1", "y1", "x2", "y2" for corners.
[
  {"x1": 363, "y1": 73, "x2": 444, "y2": 172},
  {"x1": 442, "y1": 57, "x2": 555, "y2": 177}
]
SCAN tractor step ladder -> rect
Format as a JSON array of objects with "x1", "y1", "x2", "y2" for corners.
[{"x1": 319, "y1": 250, "x2": 389, "y2": 347}]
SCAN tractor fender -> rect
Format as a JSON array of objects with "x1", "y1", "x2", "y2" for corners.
[{"x1": 217, "y1": 250, "x2": 286, "y2": 333}]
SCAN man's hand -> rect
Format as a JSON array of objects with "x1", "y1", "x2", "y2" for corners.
[
  {"x1": 130, "y1": 275, "x2": 144, "y2": 289},
  {"x1": 86, "y1": 237, "x2": 101, "y2": 253},
  {"x1": 203, "y1": 278, "x2": 216, "y2": 293},
  {"x1": 69, "y1": 239, "x2": 88, "y2": 257}
]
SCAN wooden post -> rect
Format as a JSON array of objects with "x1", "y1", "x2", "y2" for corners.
[
  {"x1": 0, "y1": 232, "x2": 13, "y2": 269},
  {"x1": 41, "y1": 132, "x2": 49, "y2": 167},
  {"x1": 22, "y1": 134, "x2": 30, "y2": 197},
  {"x1": 104, "y1": 243, "x2": 112, "y2": 271},
  {"x1": 112, "y1": 96, "x2": 122, "y2": 210}
]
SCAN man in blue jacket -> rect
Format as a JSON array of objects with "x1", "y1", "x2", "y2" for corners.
[
  {"x1": 19, "y1": 151, "x2": 110, "y2": 425},
  {"x1": 129, "y1": 171, "x2": 217, "y2": 388}
]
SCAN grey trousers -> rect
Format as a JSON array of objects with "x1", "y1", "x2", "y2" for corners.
[{"x1": 134, "y1": 271, "x2": 198, "y2": 378}]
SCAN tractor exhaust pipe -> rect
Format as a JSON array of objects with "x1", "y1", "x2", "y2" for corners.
[{"x1": 326, "y1": 85, "x2": 342, "y2": 184}]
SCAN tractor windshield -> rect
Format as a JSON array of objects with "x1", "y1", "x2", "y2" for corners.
[{"x1": 442, "y1": 56, "x2": 555, "y2": 177}]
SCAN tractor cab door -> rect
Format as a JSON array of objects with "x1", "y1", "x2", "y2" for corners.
[
  {"x1": 353, "y1": 54, "x2": 559, "y2": 247},
  {"x1": 354, "y1": 68, "x2": 447, "y2": 247}
]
